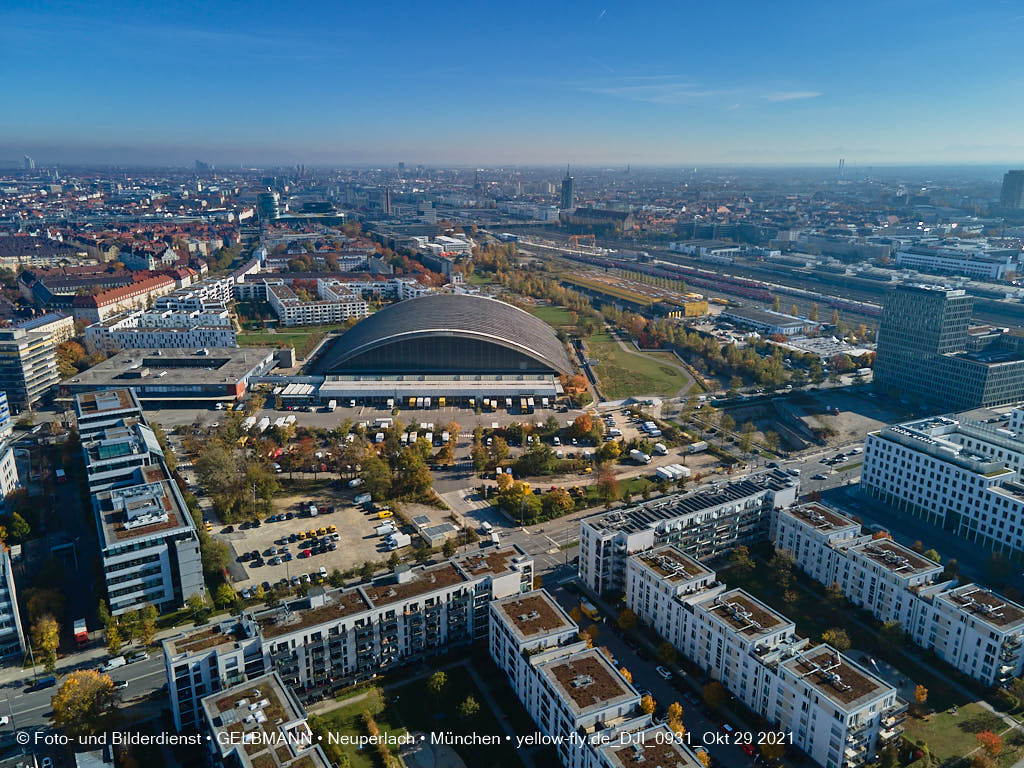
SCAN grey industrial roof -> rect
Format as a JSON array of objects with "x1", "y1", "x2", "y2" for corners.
[{"x1": 316, "y1": 294, "x2": 574, "y2": 375}]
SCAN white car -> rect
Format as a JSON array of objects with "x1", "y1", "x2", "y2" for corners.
[{"x1": 655, "y1": 666, "x2": 673, "y2": 680}]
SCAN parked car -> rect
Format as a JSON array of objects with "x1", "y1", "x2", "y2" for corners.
[{"x1": 655, "y1": 666, "x2": 673, "y2": 680}]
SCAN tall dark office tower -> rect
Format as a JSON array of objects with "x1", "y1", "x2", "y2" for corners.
[
  {"x1": 381, "y1": 185, "x2": 392, "y2": 215},
  {"x1": 874, "y1": 284, "x2": 972, "y2": 400},
  {"x1": 560, "y1": 169, "x2": 576, "y2": 211},
  {"x1": 1001, "y1": 170, "x2": 1024, "y2": 209}
]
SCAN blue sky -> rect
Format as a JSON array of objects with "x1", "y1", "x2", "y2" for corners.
[{"x1": 2, "y1": 0, "x2": 1024, "y2": 166}]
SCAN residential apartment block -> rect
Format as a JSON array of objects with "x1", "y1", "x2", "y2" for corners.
[
  {"x1": 578, "y1": 472, "x2": 798, "y2": 594},
  {"x1": 265, "y1": 279, "x2": 368, "y2": 326},
  {"x1": 775, "y1": 502, "x2": 1024, "y2": 687},
  {"x1": 616, "y1": 547, "x2": 904, "y2": 768},
  {"x1": 200, "y1": 671, "x2": 331, "y2": 768},
  {"x1": 14, "y1": 312, "x2": 75, "y2": 346},
  {"x1": 165, "y1": 547, "x2": 533, "y2": 731},
  {"x1": 861, "y1": 413, "x2": 1024, "y2": 555}
]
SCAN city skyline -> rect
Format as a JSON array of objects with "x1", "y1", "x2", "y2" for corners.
[{"x1": 4, "y1": 0, "x2": 1024, "y2": 166}]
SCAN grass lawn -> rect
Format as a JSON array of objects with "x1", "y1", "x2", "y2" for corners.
[
  {"x1": 237, "y1": 324, "x2": 346, "y2": 359},
  {"x1": 387, "y1": 668, "x2": 525, "y2": 768},
  {"x1": 314, "y1": 687, "x2": 407, "y2": 768},
  {"x1": 467, "y1": 272, "x2": 497, "y2": 286},
  {"x1": 528, "y1": 304, "x2": 575, "y2": 328},
  {"x1": 585, "y1": 331, "x2": 691, "y2": 399},
  {"x1": 903, "y1": 702, "x2": 1005, "y2": 765}
]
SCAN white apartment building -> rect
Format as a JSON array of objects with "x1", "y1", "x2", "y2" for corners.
[
  {"x1": 773, "y1": 504, "x2": 862, "y2": 585},
  {"x1": 165, "y1": 547, "x2": 533, "y2": 730},
  {"x1": 616, "y1": 550, "x2": 904, "y2": 768},
  {"x1": 624, "y1": 545, "x2": 714, "y2": 641},
  {"x1": 776, "y1": 502, "x2": 1024, "y2": 686},
  {"x1": 85, "y1": 310, "x2": 237, "y2": 350},
  {"x1": 490, "y1": 589, "x2": 652, "y2": 768},
  {"x1": 265, "y1": 280, "x2": 368, "y2": 326},
  {"x1": 14, "y1": 312, "x2": 75, "y2": 345},
  {"x1": 774, "y1": 645, "x2": 905, "y2": 768},
  {"x1": 578, "y1": 472, "x2": 798, "y2": 595},
  {"x1": 200, "y1": 671, "x2": 332, "y2": 768},
  {"x1": 862, "y1": 414, "x2": 1024, "y2": 555},
  {"x1": 0, "y1": 443, "x2": 19, "y2": 499}
]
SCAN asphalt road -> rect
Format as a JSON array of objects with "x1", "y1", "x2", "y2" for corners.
[{"x1": 5, "y1": 654, "x2": 167, "y2": 732}]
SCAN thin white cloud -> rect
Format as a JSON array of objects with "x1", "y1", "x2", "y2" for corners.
[
  {"x1": 762, "y1": 90, "x2": 822, "y2": 102},
  {"x1": 578, "y1": 76, "x2": 737, "y2": 105}
]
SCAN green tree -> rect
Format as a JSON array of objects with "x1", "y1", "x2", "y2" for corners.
[
  {"x1": 105, "y1": 622, "x2": 122, "y2": 656},
  {"x1": 215, "y1": 583, "x2": 237, "y2": 608},
  {"x1": 922, "y1": 548, "x2": 941, "y2": 563},
  {"x1": 442, "y1": 538, "x2": 458, "y2": 558},
  {"x1": 880, "y1": 620, "x2": 904, "y2": 648},
  {"x1": 361, "y1": 452, "x2": 393, "y2": 500}
]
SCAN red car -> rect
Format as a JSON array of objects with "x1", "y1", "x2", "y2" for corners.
[{"x1": 740, "y1": 744, "x2": 756, "y2": 757}]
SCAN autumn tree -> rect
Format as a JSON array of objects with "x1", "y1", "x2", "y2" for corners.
[
  {"x1": 728, "y1": 545, "x2": 755, "y2": 578},
  {"x1": 821, "y1": 628, "x2": 851, "y2": 651},
  {"x1": 105, "y1": 622, "x2": 122, "y2": 655},
  {"x1": 618, "y1": 667, "x2": 633, "y2": 684},
  {"x1": 597, "y1": 465, "x2": 619, "y2": 505},
  {"x1": 32, "y1": 615, "x2": 60, "y2": 671},
  {"x1": 639, "y1": 694, "x2": 656, "y2": 715},
  {"x1": 458, "y1": 695, "x2": 480, "y2": 719},
  {"x1": 657, "y1": 641, "x2": 677, "y2": 666},
  {"x1": 617, "y1": 608, "x2": 638, "y2": 632},
  {"x1": 914, "y1": 684, "x2": 929, "y2": 715},
  {"x1": 51, "y1": 670, "x2": 115, "y2": 737},
  {"x1": 667, "y1": 702, "x2": 683, "y2": 722},
  {"x1": 703, "y1": 681, "x2": 726, "y2": 710},
  {"x1": 427, "y1": 671, "x2": 447, "y2": 697},
  {"x1": 976, "y1": 730, "x2": 1003, "y2": 757}
]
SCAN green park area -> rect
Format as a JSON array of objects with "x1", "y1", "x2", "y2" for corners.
[
  {"x1": 528, "y1": 303, "x2": 576, "y2": 328},
  {"x1": 237, "y1": 324, "x2": 346, "y2": 360},
  {"x1": 585, "y1": 331, "x2": 692, "y2": 399}
]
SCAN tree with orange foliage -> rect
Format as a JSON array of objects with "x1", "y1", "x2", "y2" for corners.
[{"x1": 976, "y1": 731, "x2": 1003, "y2": 757}]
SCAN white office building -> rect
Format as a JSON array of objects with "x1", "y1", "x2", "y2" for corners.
[
  {"x1": 861, "y1": 413, "x2": 1024, "y2": 555},
  {"x1": 894, "y1": 245, "x2": 1019, "y2": 280}
]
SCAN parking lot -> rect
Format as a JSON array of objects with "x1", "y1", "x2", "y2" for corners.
[{"x1": 217, "y1": 487, "x2": 412, "y2": 590}]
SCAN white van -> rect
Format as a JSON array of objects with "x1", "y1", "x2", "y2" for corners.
[
  {"x1": 481, "y1": 521, "x2": 493, "y2": 534},
  {"x1": 102, "y1": 656, "x2": 126, "y2": 672}
]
